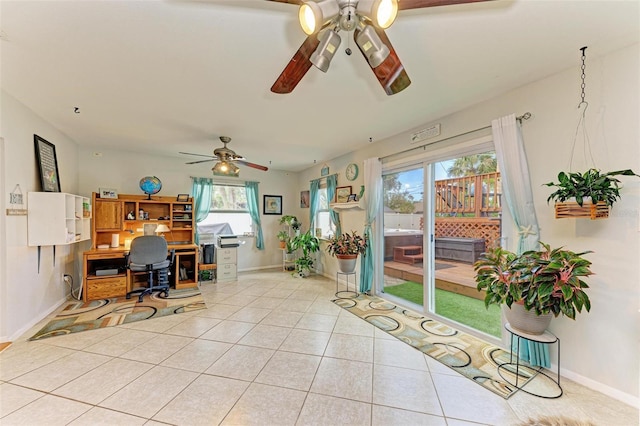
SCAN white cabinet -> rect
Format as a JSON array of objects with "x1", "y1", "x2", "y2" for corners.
[
  {"x1": 216, "y1": 246, "x2": 237, "y2": 282},
  {"x1": 28, "y1": 192, "x2": 91, "y2": 246}
]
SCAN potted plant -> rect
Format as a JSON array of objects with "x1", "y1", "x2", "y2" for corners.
[
  {"x1": 291, "y1": 229, "x2": 320, "y2": 277},
  {"x1": 279, "y1": 215, "x2": 301, "y2": 232},
  {"x1": 326, "y1": 231, "x2": 368, "y2": 273},
  {"x1": 545, "y1": 168, "x2": 639, "y2": 219},
  {"x1": 474, "y1": 242, "x2": 593, "y2": 335},
  {"x1": 277, "y1": 230, "x2": 288, "y2": 249}
]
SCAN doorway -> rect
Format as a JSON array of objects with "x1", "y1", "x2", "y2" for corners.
[{"x1": 381, "y1": 150, "x2": 502, "y2": 338}]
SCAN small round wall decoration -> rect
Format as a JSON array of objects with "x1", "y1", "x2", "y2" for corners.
[{"x1": 346, "y1": 163, "x2": 359, "y2": 181}]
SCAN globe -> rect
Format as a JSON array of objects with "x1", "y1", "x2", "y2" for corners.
[{"x1": 139, "y1": 176, "x2": 162, "y2": 199}]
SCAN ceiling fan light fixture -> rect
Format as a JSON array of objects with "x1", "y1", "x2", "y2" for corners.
[
  {"x1": 212, "y1": 161, "x2": 239, "y2": 177},
  {"x1": 357, "y1": 0, "x2": 398, "y2": 29},
  {"x1": 355, "y1": 24, "x2": 390, "y2": 68},
  {"x1": 299, "y1": 0, "x2": 340, "y2": 35},
  {"x1": 310, "y1": 28, "x2": 341, "y2": 72}
]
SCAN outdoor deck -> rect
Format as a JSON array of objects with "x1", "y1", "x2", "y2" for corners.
[{"x1": 383, "y1": 259, "x2": 483, "y2": 300}]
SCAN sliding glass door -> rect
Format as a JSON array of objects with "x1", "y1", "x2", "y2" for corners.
[{"x1": 380, "y1": 148, "x2": 502, "y2": 339}]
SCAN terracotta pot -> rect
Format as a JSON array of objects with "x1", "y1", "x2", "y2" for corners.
[
  {"x1": 503, "y1": 301, "x2": 553, "y2": 335},
  {"x1": 336, "y1": 254, "x2": 358, "y2": 273},
  {"x1": 279, "y1": 240, "x2": 286, "y2": 249}
]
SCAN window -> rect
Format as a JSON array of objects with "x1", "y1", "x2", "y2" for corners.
[
  {"x1": 314, "y1": 185, "x2": 336, "y2": 239},
  {"x1": 199, "y1": 183, "x2": 253, "y2": 235}
]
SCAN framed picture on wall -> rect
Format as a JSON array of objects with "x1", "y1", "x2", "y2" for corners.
[
  {"x1": 34, "y1": 135, "x2": 61, "y2": 192},
  {"x1": 264, "y1": 195, "x2": 282, "y2": 215},
  {"x1": 336, "y1": 186, "x2": 352, "y2": 203},
  {"x1": 300, "y1": 190, "x2": 310, "y2": 208}
]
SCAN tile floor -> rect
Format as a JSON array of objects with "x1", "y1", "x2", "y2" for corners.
[{"x1": 0, "y1": 270, "x2": 637, "y2": 426}]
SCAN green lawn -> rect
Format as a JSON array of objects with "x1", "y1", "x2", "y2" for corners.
[{"x1": 383, "y1": 281, "x2": 502, "y2": 337}]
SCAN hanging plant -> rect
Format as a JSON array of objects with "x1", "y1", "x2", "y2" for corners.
[
  {"x1": 546, "y1": 47, "x2": 639, "y2": 219},
  {"x1": 545, "y1": 168, "x2": 639, "y2": 207}
]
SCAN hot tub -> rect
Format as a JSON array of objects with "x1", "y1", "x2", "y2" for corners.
[{"x1": 384, "y1": 229, "x2": 423, "y2": 260}]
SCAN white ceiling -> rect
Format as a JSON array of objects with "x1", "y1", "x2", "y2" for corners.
[{"x1": 1, "y1": 0, "x2": 638, "y2": 172}]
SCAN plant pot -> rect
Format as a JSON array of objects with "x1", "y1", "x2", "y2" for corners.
[
  {"x1": 279, "y1": 240, "x2": 286, "y2": 249},
  {"x1": 503, "y1": 302, "x2": 553, "y2": 335},
  {"x1": 336, "y1": 254, "x2": 358, "y2": 273}
]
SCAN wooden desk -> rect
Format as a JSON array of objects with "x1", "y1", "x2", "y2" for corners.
[{"x1": 82, "y1": 243, "x2": 198, "y2": 301}]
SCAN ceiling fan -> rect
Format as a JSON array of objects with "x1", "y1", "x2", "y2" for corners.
[
  {"x1": 180, "y1": 136, "x2": 269, "y2": 177},
  {"x1": 268, "y1": 0, "x2": 490, "y2": 95}
]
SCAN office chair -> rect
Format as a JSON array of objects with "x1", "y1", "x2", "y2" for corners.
[{"x1": 126, "y1": 235, "x2": 175, "y2": 303}]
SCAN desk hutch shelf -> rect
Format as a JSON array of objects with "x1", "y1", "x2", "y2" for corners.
[{"x1": 83, "y1": 193, "x2": 198, "y2": 301}]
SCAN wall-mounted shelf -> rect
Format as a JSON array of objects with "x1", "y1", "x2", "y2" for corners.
[{"x1": 330, "y1": 200, "x2": 364, "y2": 211}]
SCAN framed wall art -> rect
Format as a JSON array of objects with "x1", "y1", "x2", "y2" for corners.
[
  {"x1": 300, "y1": 190, "x2": 310, "y2": 208},
  {"x1": 336, "y1": 186, "x2": 352, "y2": 203},
  {"x1": 34, "y1": 135, "x2": 61, "y2": 192},
  {"x1": 263, "y1": 195, "x2": 282, "y2": 215}
]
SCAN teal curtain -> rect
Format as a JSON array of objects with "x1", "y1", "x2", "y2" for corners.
[
  {"x1": 326, "y1": 174, "x2": 341, "y2": 237},
  {"x1": 309, "y1": 178, "x2": 321, "y2": 229},
  {"x1": 191, "y1": 177, "x2": 213, "y2": 244},
  {"x1": 493, "y1": 114, "x2": 549, "y2": 368},
  {"x1": 359, "y1": 158, "x2": 382, "y2": 293},
  {"x1": 245, "y1": 181, "x2": 264, "y2": 250}
]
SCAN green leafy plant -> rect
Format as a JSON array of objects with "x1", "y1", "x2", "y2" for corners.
[
  {"x1": 279, "y1": 215, "x2": 300, "y2": 231},
  {"x1": 291, "y1": 229, "x2": 320, "y2": 275},
  {"x1": 277, "y1": 230, "x2": 288, "y2": 242},
  {"x1": 474, "y1": 242, "x2": 593, "y2": 320},
  {"x1": 545, "y1": 168, "x2": 639, "y2": 206},
  {"x1": 326, "y1": 231, "x2": 368, "y2": 257}
]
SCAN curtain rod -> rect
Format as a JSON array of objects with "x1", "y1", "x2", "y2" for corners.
[
  {"x1": 382, "y1": 112, "x2": 532, "y2": 161},
  {"x1": 309, "y1": 172, "x2": 338, "y2": 183}
]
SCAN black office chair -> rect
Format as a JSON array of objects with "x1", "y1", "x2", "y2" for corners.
[{"x1": 126, "y1": 236, "x2": 175, "y2": 303}]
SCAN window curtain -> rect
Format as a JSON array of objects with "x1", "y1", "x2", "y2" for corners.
[
  {"x1": 245, "y1": 181, "x2": 264, "y2": 250},
  {"x1": 492, "y1": 113, "x2": 549, "y2": 368},
  {"x1": 191, "y1": 177, "x2": 213, "y2": 244},
  {"x1": 309, "y1": 178, "x2": 321, "y2": 229},
  {"x1": 326, "y1": 174, "x2": 341, "y2": 237},
  {"x1": 359, "y1": 158, "x2": 382, "y2": 293}
]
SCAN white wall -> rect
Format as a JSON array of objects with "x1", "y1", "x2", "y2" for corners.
[
  {"x1": 76, "y1": 146, "x2": 300, "y2": 272},
  {"x1": 302, "y1": 44, "x2": 639, "y2": 404},
  {"x1": 1, "y1": 91, "x2": 80, "y2": 341}
]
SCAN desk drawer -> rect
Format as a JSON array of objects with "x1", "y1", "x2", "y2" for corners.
[
  {"x1": 86, "y1": 276, "x2": 127, "y2": 300},
  {"x1": 217, "y1": 263, "x2": 237, "y2": 280},
  {"x1": 217, "y1": 248, "x2": 237, "y2": 264}
]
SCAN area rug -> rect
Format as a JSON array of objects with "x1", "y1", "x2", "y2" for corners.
[
  {"x1": 30, "y1": 289, "x2": 206, "y2": 341},
  {"x1": 333, "y1": 294, "x2": 533, "y2": 399}
]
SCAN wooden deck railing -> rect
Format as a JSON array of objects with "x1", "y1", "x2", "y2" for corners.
[{"x1": 434, "y1": 172, "x2": 501, "y2": 217}]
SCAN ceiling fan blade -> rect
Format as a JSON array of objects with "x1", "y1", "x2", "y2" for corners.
[
  {"x1": 264, "y1": 0, "x2": 302, "y2": 4},
  {"x1": 271, "y1": 34, "x2": 321, "y2": 94},
  {"x1": 179, "y1": 151, "x2": 215, "y2": 158},
  {"x1": 186, "y1": 159, "x2": 216, "y2": 165},
  {"x1": 236, "y1": 159, "x2": 269, "y2": 171},
  {"x1": 399, "y1": 0, "x2": 493, "y2": 10},
  {"x1": 354, "y1": 27, "x2": 411, "y2": 96}
]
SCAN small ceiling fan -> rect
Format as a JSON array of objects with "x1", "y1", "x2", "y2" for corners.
[
  {"x1": 180, "y1": 136, "x2": 268, "y2": 177},
  {"x1": 268, "y1": 0, "x2": 490, "y2": 95}
]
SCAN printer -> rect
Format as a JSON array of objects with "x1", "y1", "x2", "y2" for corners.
[{"x1": 217, "y1": 234, "x2": 240, "y2": 248}]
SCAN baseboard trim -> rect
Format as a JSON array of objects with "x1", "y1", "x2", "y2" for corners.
[
  {"x1": 559, "y1": 366, "x2": 639, "y2": 408},
  {"x1": 4, "y1": 295, "x2": 68, "y2": 342}
]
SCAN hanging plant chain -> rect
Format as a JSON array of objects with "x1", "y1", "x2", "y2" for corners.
[{"x1": 568, "y1": 46, "x2": 596, "y2": 172}]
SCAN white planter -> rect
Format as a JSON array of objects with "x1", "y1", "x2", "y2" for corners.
[
  {"x1": 503, "y1": 302, "x2": 553, "y2": 335},
  {"x1": 336, "y1": 255, "x2": 358, "y2": 273}
]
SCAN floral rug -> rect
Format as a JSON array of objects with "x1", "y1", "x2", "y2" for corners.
[
  {"x1": 30, "y1": 288, "x2": 206, "y2": 341},
  {"x1": 333, "y1": 293, "x2": 534, "y2": 399}
]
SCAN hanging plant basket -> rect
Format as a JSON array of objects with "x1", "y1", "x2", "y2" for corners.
[{"x1": 554, "y1": 201, "x2": 609, "y2": 220}]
